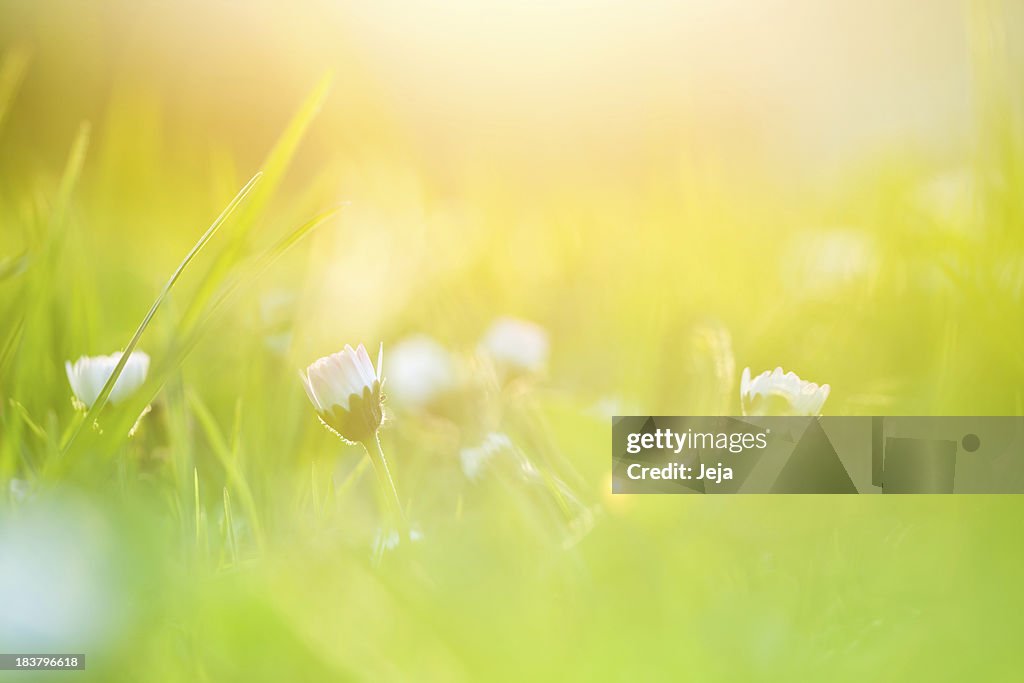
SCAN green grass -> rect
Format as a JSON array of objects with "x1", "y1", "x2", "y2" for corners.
[{"x1": 1, "y1": 17, "x2": 1024, "y2": 682}]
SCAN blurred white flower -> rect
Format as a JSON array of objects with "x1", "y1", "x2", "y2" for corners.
[
  {"x1": 8, "y1": 479, "x2": 29, "y2": 505},
  {"x1": 740, "y1": 367, "x2": 830, "y2": 417},
  {"x1": 784, "y1": 229, "x2": 876, "y2": 296},
  {"x1": 386, "y1": 335, "x2": 455, "y2": 407},
  {"x1": 480, "y1": 317, "x2": 549, "y2": 374},
  {"x1": 300, "y1": 343, "x2": 384, "y2": 444},
  {"x1": 0, "y1": 501, "x2": 118, "y2": 650},
  {"x1": 460, "y1": 432, "x2": 513, "y2": 480},
  {"x1": 65, "y1": 351, "x2": 150, "y2": 410}
]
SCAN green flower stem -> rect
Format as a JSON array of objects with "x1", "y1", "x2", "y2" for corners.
[{"x1": 362, "y1": 434, "x2": 408, "y2": 542}]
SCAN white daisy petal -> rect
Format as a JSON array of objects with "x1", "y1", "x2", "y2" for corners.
[
  {"x1": 338, "y1": 349, "x2": 367, "y2": 399},
  {"x1": 299, "y1": 371, "x2": 321, "y2": 411},
  {"x1": 376, "y1": 342, "x2": 384, "y2": 381},
  {"x1": 354, "y1": 344, "x2": 376, "y2": 388}
]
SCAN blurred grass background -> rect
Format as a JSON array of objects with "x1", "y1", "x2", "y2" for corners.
[{"x1": 1, "y1": 0, "x2": 1023, "y2": 680}]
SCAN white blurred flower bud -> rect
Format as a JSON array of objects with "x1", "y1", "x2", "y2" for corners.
[
  {"x1": 386, "y1": 335, "x2": 455, "y2": 407},
  {"x1": 479, "y1": 317, "x2": 548, "y2": 374}
]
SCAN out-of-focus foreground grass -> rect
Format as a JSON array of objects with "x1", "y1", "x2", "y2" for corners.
[{"x1": 1, "y1": 2, "x2": 1024, "y2": 681}]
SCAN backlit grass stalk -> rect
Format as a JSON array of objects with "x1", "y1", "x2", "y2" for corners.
[
  {"x1": 65, "y1": 205, "x2": 342, "y2": 458},
  {"x1": 0, "y1": 46, "x2": 30, "y2": 133},
  {"x1": 60, "y1": 172, "x2": 262, "y2": 456},
  {"x1": 179, "y1": 74, "x2": 332, "y2": 333}
]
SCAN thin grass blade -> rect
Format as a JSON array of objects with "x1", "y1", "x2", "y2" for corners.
[
  {"x1": 180, "y1": 74, "x2": 333, "y2": 331},
  {"x1": 60, "y1": 172, "x2": 262, "y2": 455},
  {"x1": 0, "y1": 46, "x2": 29, "y2": 133},
  {"x1": 82, "y1": 205, "x2": 341, "y2": 449}
]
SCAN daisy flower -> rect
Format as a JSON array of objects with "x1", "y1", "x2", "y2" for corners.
[
  {"x1": 65, "y1": 351, "x2": 150, "y2": 410},
  {"x1": 740, "y1": 366, "x2": 830, "y2": 416}
]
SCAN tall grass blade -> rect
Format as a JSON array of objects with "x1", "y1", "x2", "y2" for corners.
[
  {"x1": 194, "y1": 466, "x2": 204, "y2": 552},
  {"x1": 180, "y1": 74, "x2": 332, "y2": 331},
  {"x1": 0, "y1": 315, "x2": 25, "y2": 380},
  {"x1": 222, "y1": 486, "x2": 238, "y2": 566},
  {"x1": 77, "y1": 205, "x2": 341, "y2": 450},
  {"x1": 50, "y1": 122, "x2": 91, "y2": 235},
  {"x1": 0, "y1": 46, "x2": 30, "y2": 133},
  {"x1": 154, "y1": 205, "x2": 342, "y2": 376},
  {"x1": 60, "y1": 172, "x2": 263, "y2": 455},
  {"x1": 8, "y1": 399, "x2": 48, "y2": 442},
  {"x1": 187, "y1": 389, "x2": 265, "y2": 551}
]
